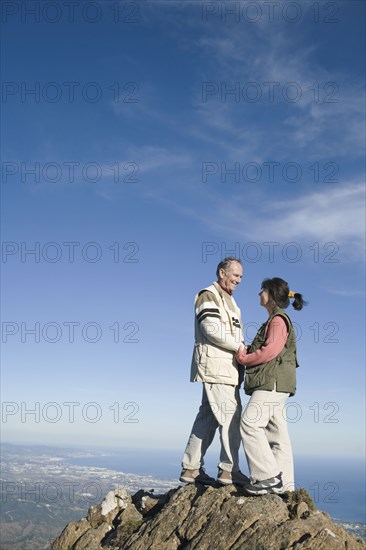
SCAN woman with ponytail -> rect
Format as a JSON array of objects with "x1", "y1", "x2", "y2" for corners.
[{"x1": 236, "y1": 277, "x2": 306, "y2": 495}]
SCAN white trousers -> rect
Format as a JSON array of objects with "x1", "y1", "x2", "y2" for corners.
[
  {"x1": 241, "y1": 389, "x2": 294, "y2": 491},
  {"x1": 182, "y1": 383, "x2": 242, "y2": 472}
]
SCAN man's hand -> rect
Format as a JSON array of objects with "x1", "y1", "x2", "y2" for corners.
[{"x1": 236, "y1": 344, "x2": 248, "y2": 365}]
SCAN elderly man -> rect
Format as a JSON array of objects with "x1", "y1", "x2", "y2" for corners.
[{"x1": 180, "y1": 257, "x2": 248, "y2": 486}]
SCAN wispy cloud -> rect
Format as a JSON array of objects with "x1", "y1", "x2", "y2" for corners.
[
  {"x1": 94, "y1": 145, "x2": 195, "y2": 201},
  {"x1": 106, "y1": 6, "x2": 364, "y2": 163},
  {"x1": 124, "y1": 146, "x2": 193, "y2": 173},
  {"x1": 193, "y1": 181, "x2": 365, "y2": 259},
  {"x1": 191, "y1": 14, "x2": 365, "y2": 160},
  {"x1": 325, "y1": 288, "x2": 366, "y2": 297}
]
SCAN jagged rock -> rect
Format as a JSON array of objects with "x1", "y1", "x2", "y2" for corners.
[
  {"x1": 132, "y1": 489, "x2": 172, "y2": 516},
  {"x1": 73, "y1": 523, "x2": 110, "y2": 550},
  {"x1": 88, "y1": 488, "x2": 131, "y2": 528},
  {"x1": 102, "y1": 505, "x2": 144, "y2": 549},
  {"x1": 50, "y1": 488, "x2": 136, "y2": 550},
  {"x1": 285, "y1": 487, "x2": 316, "y2": 519},
  {"x1": 51, "y1": 484, "x2": 366, "y2": 550},
  {"x1": 293, "y1": 501, "x2": 310, "y2": 519},
  {"x1": 51, "y1": 519, "x2": 91, "y2": 550}
]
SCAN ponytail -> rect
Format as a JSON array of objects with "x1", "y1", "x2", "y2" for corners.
[{"x1": 289, "y1": 291, "x2": 306, "y2": 311}]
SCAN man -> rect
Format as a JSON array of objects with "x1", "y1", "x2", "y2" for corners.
[{"x1": 180, "y1": 257, "x2": 249, "y2": 486}]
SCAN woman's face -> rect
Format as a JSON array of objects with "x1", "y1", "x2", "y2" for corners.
[{"x1": 259, "y1": 288, "x2": 270, "y2": 307}]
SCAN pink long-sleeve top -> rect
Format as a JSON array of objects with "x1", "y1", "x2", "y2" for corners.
[{"x1": 237, "y1": 315, "x2": 288, "y2": 366}]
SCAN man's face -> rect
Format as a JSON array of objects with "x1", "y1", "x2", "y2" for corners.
[{"x1": 219, "y1": 262, "x2": 243, "y2": 294}]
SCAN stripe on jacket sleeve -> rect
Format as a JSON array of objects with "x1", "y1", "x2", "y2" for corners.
[
  {"x1": 197, "y1": 307, "x2": 220, "y2": 323},
  {"x1": 198, "y1": 312, "x2": 221, "y2": 323}
]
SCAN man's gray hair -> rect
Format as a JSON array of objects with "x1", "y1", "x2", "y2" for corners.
[{"x1": 216, "y1": 257, "x2": 242, "y2": 279}]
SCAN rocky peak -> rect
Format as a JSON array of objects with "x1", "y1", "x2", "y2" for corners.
[{"x1": 51, "y1": 484, "x2": 366, "y2": 549}]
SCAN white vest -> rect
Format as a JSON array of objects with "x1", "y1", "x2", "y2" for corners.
[{"x1": 190, "y1": 283, "x2": 243, "y2": 385}]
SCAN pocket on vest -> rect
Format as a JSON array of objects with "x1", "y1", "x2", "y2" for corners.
[
  {"x1": 245, "y1": 365, "x2": 266, "y2": 392},
  {"x1": 204, "y1": 346, "x2": 235, "y2": 380}
]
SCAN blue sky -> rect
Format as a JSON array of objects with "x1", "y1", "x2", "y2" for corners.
[{"x1": 1, "y1": 1, "x2": 365, "y2": 461}]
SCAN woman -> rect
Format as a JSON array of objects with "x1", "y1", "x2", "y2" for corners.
[{"x1": 236, "y1": 277, "x2": 305, "y2": 495}]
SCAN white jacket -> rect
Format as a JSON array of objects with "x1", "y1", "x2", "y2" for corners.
[{"x1": 190, "y1": 282, "x2": 243, "y2": 385}]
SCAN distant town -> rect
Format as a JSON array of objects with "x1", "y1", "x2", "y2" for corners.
[{"x1": 1, "y1": 443, "x2": 178, "y2": 549}]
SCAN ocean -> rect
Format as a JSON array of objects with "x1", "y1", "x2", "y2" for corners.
[{"x1": 66, "y1": 448, "x2": 366, "y2": 524}]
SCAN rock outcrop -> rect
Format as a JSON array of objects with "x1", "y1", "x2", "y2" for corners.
[{"x1": 51, "y1": 484, "x2": 366, "y2": 549}]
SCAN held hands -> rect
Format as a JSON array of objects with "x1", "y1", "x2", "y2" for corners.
[{"x1": 236, "y1": 343, "x2": 248, "y2": 365}]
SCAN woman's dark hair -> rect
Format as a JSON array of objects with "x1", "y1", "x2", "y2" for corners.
[{"x1": 261, "y1": 277, "x2": 306, "y2": 311}]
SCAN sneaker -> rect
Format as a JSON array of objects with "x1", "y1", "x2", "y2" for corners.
[
  {"x1": 179, "y1": 468, "x2": 216, "y2": 486},
  {"x1": 217, "y1": 468, "x2": 250, "y2": 486},
  {"x1": 244, "y1": 473, "x2": 283, "y2": 495}
]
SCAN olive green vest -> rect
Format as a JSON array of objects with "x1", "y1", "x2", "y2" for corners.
[{"x1": 244, "y1": 307, "x2": 298, "y2": 396}]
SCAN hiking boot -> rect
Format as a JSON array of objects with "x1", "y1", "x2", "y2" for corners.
[
  {"x1": 217, "y1": 468, "x2": 250, "y2": 486},
  {"x1": 179, "y1": 468, "x2": 216, "y2": 486},
  {"x1": 243, "y1": 473, "x2": 283, "y2": 495},
  {"x1": 232, "y1": 470, "x2": 250, "y2": 486}
]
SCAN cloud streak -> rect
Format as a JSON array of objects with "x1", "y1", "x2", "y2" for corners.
[
  {"x1": 192, "y1": 12, "x2": 365, "y2": 160},
  {"x1": 195, "y1": 182, "x2": 365, "y2": 259}
]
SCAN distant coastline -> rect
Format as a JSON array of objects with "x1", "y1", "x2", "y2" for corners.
[
  {"x1": 1, "y1": 442, "x2": 365, "y2": 549},
  {"x1": 62, "y1": 446, "x2": 365, "y2": 524}
]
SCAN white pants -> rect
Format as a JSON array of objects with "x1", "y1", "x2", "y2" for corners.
[
  {"x1": 241, "y1": 389, "x2": 294, "y2": 491},
  {"x1": 182, "y1": 383, "x2": 242, "y2": 472}
]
